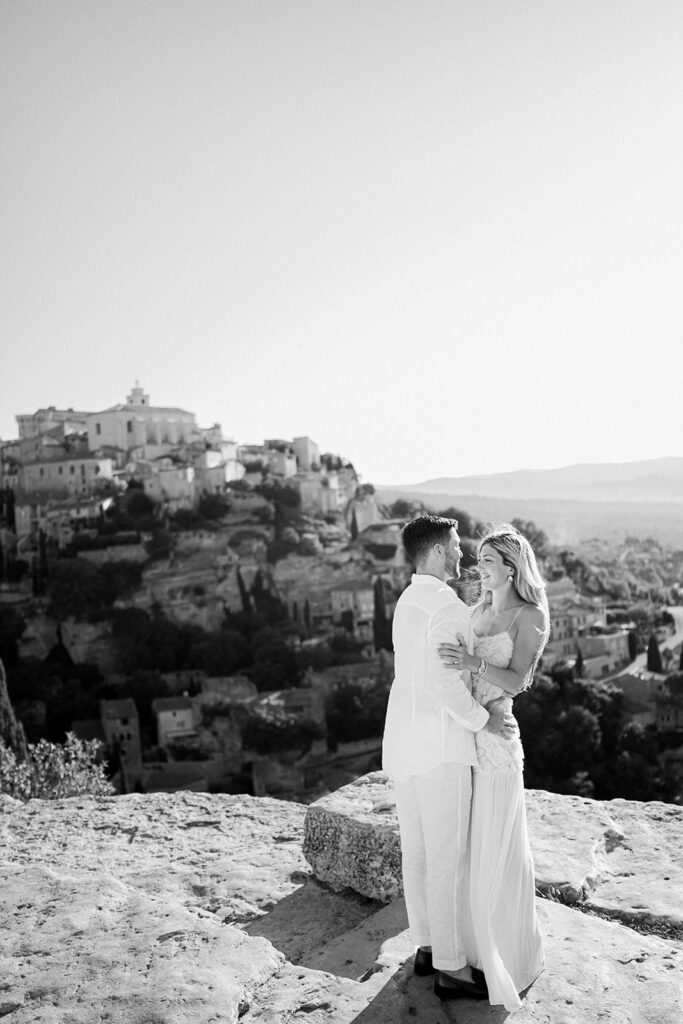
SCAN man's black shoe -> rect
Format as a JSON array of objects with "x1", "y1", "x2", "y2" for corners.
[
  {"x1": 413, "y1": 948, "x2": 435, "y2": 976},
  {"x1": 434, "y1": 971, "x2": 489, "y2": 1001}
]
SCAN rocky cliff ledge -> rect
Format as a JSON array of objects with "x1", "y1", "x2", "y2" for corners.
[{"x1": 1, "y1": 777, "x2": 681, "y2": 1023}]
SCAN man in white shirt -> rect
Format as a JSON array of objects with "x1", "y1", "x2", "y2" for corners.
[{"x1": 382, "y1": 515, "x2": 513, "y2": 999}]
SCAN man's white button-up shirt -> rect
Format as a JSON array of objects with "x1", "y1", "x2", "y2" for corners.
[{"x1": 382, "y1": 574, "x2": 489, "y2": 781}]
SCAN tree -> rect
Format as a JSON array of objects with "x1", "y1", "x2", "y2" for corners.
[
  {"x1": 0, "y1": 658, "x2": 28, "y2": 759},
  {"x1": 437, "y1": 507, "x2": 478, "y2": 539},
  {"x1": 47, "y1": 558, "x2": 143, "y2": 620},
  {"x1": 189, "y1": 629, "x2": 250, "y2": 678},
  {"x1": 510, "y1": 519, "x2": 549, "y2": 558},
  {"x1": 197, "y1": 492, "x2": 231, "y2": 520},
  {"x1": 236, "y1": 568, "x2": 253, "y2": 614},
  {"x1": 646, "y1": 634, "x2": 664, "y2": 674},
  {"x1": 325, "y1": 680, "x2": 389, "y2": 745},
  {"x1": 47, "y1": 558, "x2": 104, "y2": 620},
  {"x1": 373, "y1": 577, "x2": 392, "y2": 652},
  {"x1": 388, "y1": 499, "x2": 413, "y2": 519},
  {"x1": 125, "y1": 489, "x2": 156, "y2": 519},
  {"x1": 0, "y1": 608, "x2": 26, "y2": 669},
  {"x1": 628, "y1": 630, "x2": 638, "y2": 661},
  {"x1": 574, "y1": 647, "x2": 584, "y2": 678}
]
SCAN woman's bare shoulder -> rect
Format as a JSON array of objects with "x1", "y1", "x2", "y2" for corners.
[{"x1": 517, "y1": 603, "x2": 547, "y2": 631}]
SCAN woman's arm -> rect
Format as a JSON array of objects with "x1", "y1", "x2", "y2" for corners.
[{"x1": 438, "y1": 605, "x2": 547, "y2": 696}]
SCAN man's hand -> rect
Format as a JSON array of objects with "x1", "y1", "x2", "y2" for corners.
[{"x1": 484, "y1": 696, "x2": 517, "y2": 738}]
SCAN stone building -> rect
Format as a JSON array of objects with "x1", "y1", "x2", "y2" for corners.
[
  {"x1": 143, "y1": 457, "x2": 196, "y2": 510},
  {"x1": 15, "y1": 406, "x2": 91, "y2": 440},
  {"x1": 99, "y1": 698, "x2": 143, "y2": 791},
  {"x1": 152, "y1": 696, "x2": 197, "y2": 748},
  {"x1": 611, "y1": 669, "x2": 668, "y2": 727},
  {"x1": 193, "y1": 447, "x2": 246, "y2": 493},
  {"x1": 330, "y1": 580, "x2": 375, "y2": 644},
  {"x1": 576, "y1": 627, "x2": 631, "y2": 678},
  {"x1": 86, "y1": 384, "x2": 199, "y2": 458},
  {"x1": 19, "y1": 453, "x2": 115, "y2": 498},
  {"x1": 545, "y1": 587, "x2": 608, "y2": 661},
  {"x1": 293, "y1": 436, "x2": 320, "y2": 472}
]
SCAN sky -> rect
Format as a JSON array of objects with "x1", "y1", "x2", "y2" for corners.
[{"x1": 2, "y1": 0, "x2": 683, "y2": 485}]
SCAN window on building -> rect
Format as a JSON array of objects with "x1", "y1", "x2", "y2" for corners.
[
  {"x1": 96, "y1": 423, "x2": 101, "y2": 434},
  {"x1": 80, "y1": 464, "x2": 86, "y2": 476},
  {"x1": 59, "y1": 466, "x2": 63, "y2": 475},
  {"x1": 39, "y1": 468, "x2": 44, "y2": 477},
  {"x1": 70, "y1": 465, "x2": 75, "y2": 474}
]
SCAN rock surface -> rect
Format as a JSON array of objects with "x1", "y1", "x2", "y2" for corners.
[
  {"x1": 1, "y1": 778, "x2": 682, "y2": 1023},
  {"x1": 305, "y1": 772, "x2": 683, "y2": 937}
]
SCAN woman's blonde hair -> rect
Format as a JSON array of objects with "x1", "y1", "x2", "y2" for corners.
[{"x1": 477, "y1": 523, "x2": 550, "y2": 655}]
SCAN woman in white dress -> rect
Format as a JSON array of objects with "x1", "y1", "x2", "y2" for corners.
[{"x1": 438, "y1": 524, "x2": 549, "y2": 1011}]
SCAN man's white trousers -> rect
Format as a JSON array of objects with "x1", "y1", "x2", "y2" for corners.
[{"x1": 393, "y1": 761, "x2": 472, "y2": 971}]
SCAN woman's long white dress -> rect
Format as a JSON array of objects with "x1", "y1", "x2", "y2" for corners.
[{"x1": 467, "y1": 630, "x2": 544, "y2": 1011}]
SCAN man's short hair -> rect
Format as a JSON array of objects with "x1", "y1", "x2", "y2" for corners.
[{"x1": 401, "y1": 514, "x2": 458, "y2": 568}]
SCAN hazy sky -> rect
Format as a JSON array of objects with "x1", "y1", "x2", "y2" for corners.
[{"x1": 2, "y1": 1, "x2": 682, "y2": 483}]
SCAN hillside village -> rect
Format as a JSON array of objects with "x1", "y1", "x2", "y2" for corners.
[{"x1": 1, "y1": 384, "x2": 682, "y2": 803}]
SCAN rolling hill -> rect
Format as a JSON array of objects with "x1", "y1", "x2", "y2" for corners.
[{"x1": 376, "y1": 458, "x2": 683, "y2": 545}]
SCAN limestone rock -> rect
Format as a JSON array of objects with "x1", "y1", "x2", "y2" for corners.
[
  {"x1": 304, "y1": 772, "x2": 683, "y2": 938},
  {"x1": 303, "y1": 772, "x2": 402, "y2": 901},
  {"x1": 242, "y1": 898, "x2": 683, "y2": 1024},
  {"x1": 2, "y1": 780, "x2": 683, "y2": 1023},
  {"x1": 0, "y1": 792, "x2": 312, "y2": 1023}
]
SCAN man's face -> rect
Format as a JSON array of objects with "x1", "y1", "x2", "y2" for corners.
[{"x1": 442, "y1": 527, "x2": 462, "y2": 580}]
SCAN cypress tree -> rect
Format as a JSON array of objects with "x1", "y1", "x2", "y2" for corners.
[
  {"x1": 646, "y1": 634, "x2": 664, "y2": 674},
  {"x1": 627, "y1": 630, "x2": 638, "y2": 662},
  {"x1": 236, "y1": 568, "x2": 253, "y2": 614},
  {"x1": 5, "y1": 489, "x2": 15, "y2": 532},
  {"x1": 574, "y1": 647, "x2": 584, "y2": 678},
  {"x1": 373, "y1": 577, "x2": 392, "y2": 651}
]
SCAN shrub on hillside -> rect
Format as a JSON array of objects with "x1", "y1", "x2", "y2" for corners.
[
  {"x1": 325, "y1": 680, "x2": 390, "y2": 746},
  {"x1": 0, "y1": 733, "x2": 114, "y2": 801},
  {"x1": 47, "y1": 558, "x2": 143, "y2": 620}
]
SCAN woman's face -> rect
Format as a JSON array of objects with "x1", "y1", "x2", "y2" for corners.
[{"x1": 477, "y1": 543, "x2": 511, "y2": 592}]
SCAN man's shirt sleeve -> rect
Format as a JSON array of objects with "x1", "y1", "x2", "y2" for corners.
[{"x1": 427, "y1": 602, "x2": 489, "y2": 731}]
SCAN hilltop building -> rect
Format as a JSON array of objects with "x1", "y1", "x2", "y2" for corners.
[
  {"x1": 16, "y1": 406, "x2": 92, "y2": 440},
  {"x1": 18, "y1": 453, "x2": 115, "y2": 498},
  {"x1": 85, "y1": 384, "x2": 199, "y2": 458}
]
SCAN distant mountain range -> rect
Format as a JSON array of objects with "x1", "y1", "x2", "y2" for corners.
[
  {"x1": 381, "y1": 458, "x2": 683, "y2": 504},
  {"x1": 376, "y1": 458, "x2": 683, "y2": 546}
]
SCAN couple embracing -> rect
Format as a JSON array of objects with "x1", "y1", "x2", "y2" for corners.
[{"x1": 382, "y1": 515, "x2": 549, "y2": 1011}]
